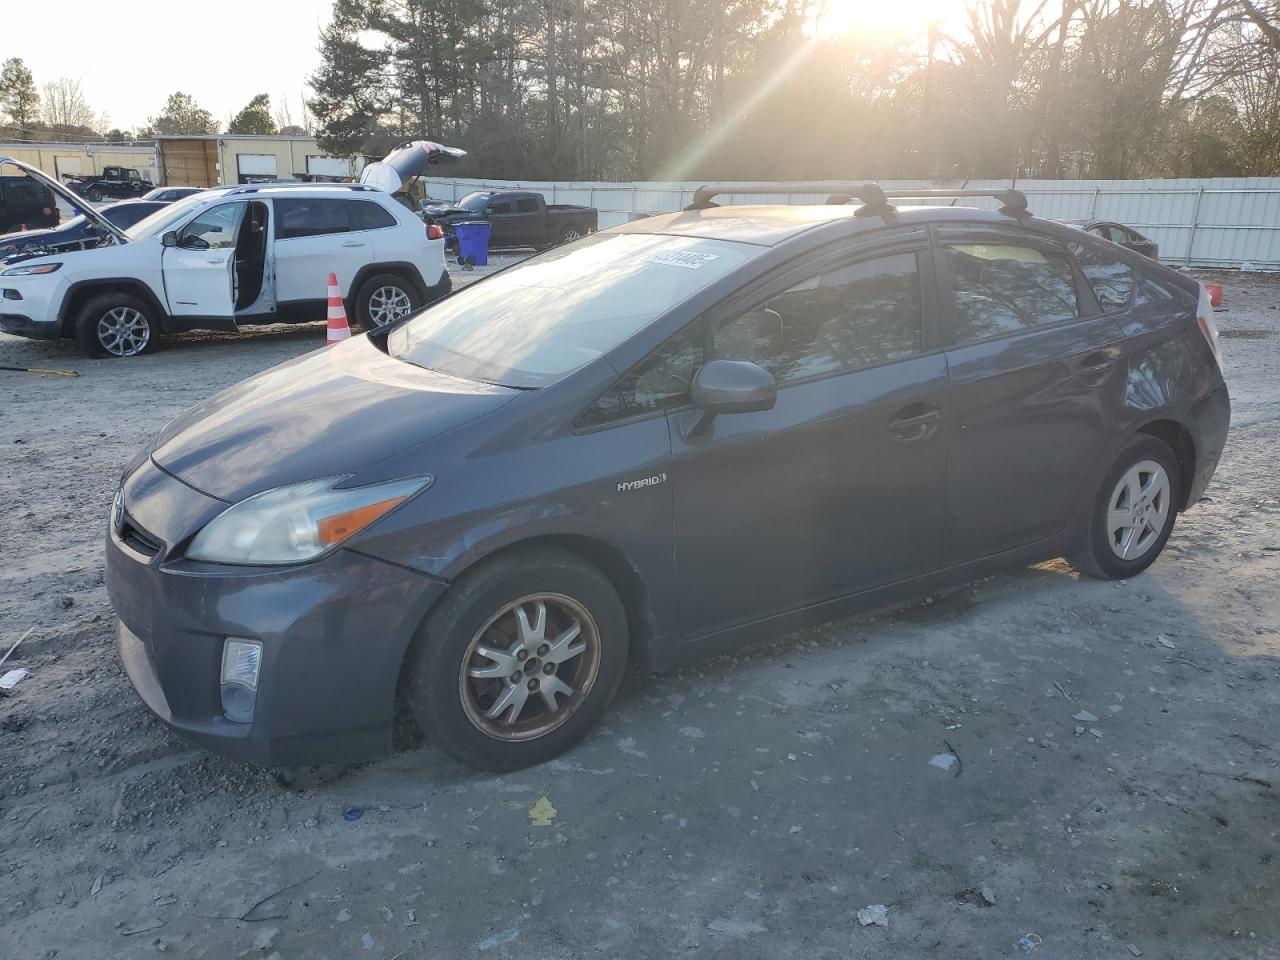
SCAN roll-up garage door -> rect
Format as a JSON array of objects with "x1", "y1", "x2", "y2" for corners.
[
  {"x1": 306, "y1": 156, "x2": 350, "y2": 179},
  {"x1": 236, "y1": 154, "x2": 278, "y2": 183}
]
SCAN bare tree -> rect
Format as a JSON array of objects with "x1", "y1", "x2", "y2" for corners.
[{"x1": 41, "y1": 77, "x2": 96, "y2": 134}]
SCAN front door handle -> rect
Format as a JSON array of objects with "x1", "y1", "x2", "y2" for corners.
[
  {"x1": 888, "y1": 405, "x2": 942, "y2": 441},
  {"x1": 340, "y1": 240, "x2": 366, "y2": 248},
  {"x1": 206, "y1": 256, "x2": 228, "y2": 264}
]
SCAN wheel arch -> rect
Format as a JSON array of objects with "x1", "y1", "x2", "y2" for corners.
[
  {"x1": 1133, "y1": 418, "x2": 1196, "y2": 511},
  {"x1": 348, "y1": 261, "x2": 429, "y2": 310},
  {"x1": 59, "y1": 278, "x2": 168, "y2": 338},
  {"x1": 409, "y1": 533, "x2": 659, "y2": 677}
]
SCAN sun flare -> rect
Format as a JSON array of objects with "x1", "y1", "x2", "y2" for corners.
[{"x1": 812, "y1": 0, "x2": 965, "y2": 39}]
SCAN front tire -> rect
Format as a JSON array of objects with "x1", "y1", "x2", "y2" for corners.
[
  {"x1": 73, "y1": 292, "x2": 159, "y2": 358},
  {"x1": 353, "y1": 273, "x2": 420, "y2": 330},
  {"x1": 406, "y1": 547, "x2": 629, "y2": 772},
  {"x1": 1073, "y1": 434, "x2": 1181, "y2": 580}
]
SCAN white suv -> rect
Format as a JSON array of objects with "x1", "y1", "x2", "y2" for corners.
[{"x1": 0, "y1": 181, "x2": 451, "y2": 357}]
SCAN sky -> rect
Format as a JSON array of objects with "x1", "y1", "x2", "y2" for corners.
[{"x1": 3, "y1": 0, "x2": 335, "y2": 132}]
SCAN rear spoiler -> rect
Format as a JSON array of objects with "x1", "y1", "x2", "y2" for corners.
[
  {"x1": 359, "y1": 140, "x2": 467, "y2": 194},
  {"x1": 0, "y1": 156, "x2": 127, "y2": 242},
  {"x1": 685, "y1": 182, "x2": 1030, "y2": 217}
]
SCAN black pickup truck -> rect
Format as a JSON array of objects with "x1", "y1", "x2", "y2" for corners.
[
  {"x1": 425, "y1": 190, "x2": 597, "y2": 248},
  {"x1": 63, "y1": 165, "x2": 154, "y2": 202}
]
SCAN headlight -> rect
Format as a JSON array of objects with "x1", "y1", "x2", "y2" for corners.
[
  {"x1": 187, "y1": 475, "x2": 431, "y2": 565},
  {"x1": 1, "y1": 261, "x2": 62, "y2": 276}
]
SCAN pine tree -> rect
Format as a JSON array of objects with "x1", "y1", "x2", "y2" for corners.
[
  {"x1": 0, "y1": 58, "x2": 41, "y2": 136},
  {"x1": 309, "y1": 0, "x2": 391, "y2": 157},
  {"x1": 228, "y1": 94, "x2": 278, "y2": 135}
]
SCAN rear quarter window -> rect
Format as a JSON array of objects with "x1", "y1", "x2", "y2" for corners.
[{"x1": 1070, "y1": 241, "x2": 1133, "y2": 311}]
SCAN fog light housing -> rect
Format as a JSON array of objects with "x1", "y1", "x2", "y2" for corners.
[{"x1": 220, "y1": 638, "x2": 262, "y2": 724}]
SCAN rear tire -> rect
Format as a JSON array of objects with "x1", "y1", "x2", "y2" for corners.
[
  {"x1": 353, "y1": 273, "x2": 420, "y2": 330},
  {"x1": 559, "y1": 227, "x2": 583, "y2": 245},
  {"x1": 73, "y1": 292, "x2": 159, "y2": 358},
  {"x1": 406, "y1": 546, "x2": 629, "y2": 772},
  {"x1": 1073, "y1": 434, "x2": 1181, "y2": 580},
  {"x1": 87, "y1": 188, "x2": 103, "y2": 202}
]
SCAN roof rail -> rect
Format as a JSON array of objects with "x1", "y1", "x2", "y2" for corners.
[
  {"x1": 685, "y1": 182, "x2": 1030, "y2": 217},
  {"x1": 210, "y1": 181, "x2": 374, "y2": 196}
]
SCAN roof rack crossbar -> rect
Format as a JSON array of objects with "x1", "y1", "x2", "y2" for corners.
[{"x1": 685, "y1": 182, "x2": 1030, "y2": 217}]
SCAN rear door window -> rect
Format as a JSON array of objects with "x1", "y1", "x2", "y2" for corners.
[
  {"x1": 942, "y1": 241, "x2": 1078, "y2": 344},
  {"x1": 1070, "y1": 242, "x2": 1133, "y2": 311},
  {"x1": 517, "y1": 198, "x2": 539, "y2": 213},
  {"x1": 275, "y1": 198, "x2": 352, "y2": 239}
]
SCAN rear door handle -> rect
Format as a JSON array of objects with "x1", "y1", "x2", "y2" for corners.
[
  {"x1": 888, "y1": 405, "x2": 942, "y2": 441},
  {"x1": 340, "y1": 240, "x2": 366, "y2": 247},
  {"x1": 1077, "y1": 352, "x2": 1115, "y2": 382}
]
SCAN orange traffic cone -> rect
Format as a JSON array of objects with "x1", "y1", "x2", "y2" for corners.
[{"x1": 326, "y1": 273, "x2": 351, "y2": 345}]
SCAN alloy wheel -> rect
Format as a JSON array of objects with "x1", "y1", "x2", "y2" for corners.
[
  {"x1": 97, "y1": 307, "x2": 151, "y2": 357},
  {"x1": 1106, "y1": 459, "x2": 1171, "y2": 560},
  {"x1": 561, "y1": 228, "x2": 582, "y2": 242},
  {"x1": 458, "y1": 594, "x2": 601, "y2": 741},
  {"x1": 368, "y1": 285, "x2": 413, "y2": 326}
]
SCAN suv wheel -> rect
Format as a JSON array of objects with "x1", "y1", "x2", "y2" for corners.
[
  {"x1": 1073, "y1": 434, "x2": 1181, "y2": 580},
  {"x1": 354, "y1": 273, "x2": 419, "y2": 330},
  {"x1": 74, "y1": 292, "x2": 159, "y2": 358},
  {"x1": 406, "y1": 547, "x2": 629, "y2": 772}
]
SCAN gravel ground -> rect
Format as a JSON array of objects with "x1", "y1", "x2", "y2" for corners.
[{"x1": 1, "y1": 267, "x2": 1277, "y2": 960}]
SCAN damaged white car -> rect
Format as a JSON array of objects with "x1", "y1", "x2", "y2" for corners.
[{"x1": 0, "y1": 141, "x2": 464, "y2": 357}]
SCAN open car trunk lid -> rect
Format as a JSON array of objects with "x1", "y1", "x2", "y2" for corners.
[{"x1": 359, "y1": 141, "x2": 467, "y2": 194}]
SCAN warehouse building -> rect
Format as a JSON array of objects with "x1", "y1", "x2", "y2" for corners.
[
  {"x1": 156, "y1": 135, "x2": 354, "y2": 187},
  {"x1": 0, "y1": 141, "x2": 159, "y2": 183},
  {"x1": 1, "y1": 135, "x2": 355, "y2": 188}
]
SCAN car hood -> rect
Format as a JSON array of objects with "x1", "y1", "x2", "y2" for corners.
[{"x1": 149, "y1": 336, "x2": 517, "y2": 502}]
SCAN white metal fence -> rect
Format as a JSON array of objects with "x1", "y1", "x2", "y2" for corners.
[{"x1": 427, "y1": 176, "x2": 1280, "y2": 270}]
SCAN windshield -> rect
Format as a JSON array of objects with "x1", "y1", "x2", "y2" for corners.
[
  {"x1": 457, "y1": 192, "x2": 492, "y2": 212},
  {"x1": 388, "y1": 233, "x2": 760, "y2": 388},
  {"x1": 124, "y1": 193, "x2": 209, "y2": 240}
]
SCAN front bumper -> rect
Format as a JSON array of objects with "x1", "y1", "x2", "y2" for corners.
[
  {"x1": 0, "y1": 313, "x2": 58, "y2": 339},
  {"x1": 0, "y1": 274, "x2": 63, "y2": 339},
  {"x1": 1186, "y1": 383, "x2": 1230, "y2": 505},
  {"x1": 106, "y1": 459, "x2": 448, "y2": 767}
]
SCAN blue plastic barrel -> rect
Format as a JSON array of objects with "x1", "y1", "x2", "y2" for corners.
[{"x1": 454, "y1": 220, "x2": 492, "y2": 266}]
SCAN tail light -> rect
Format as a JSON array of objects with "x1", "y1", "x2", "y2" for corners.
[
  {"x1": 1196, "y1": 283, "x2": 1223, "y2": 371},
  {"x1": 427, "y1": 224, "x2": 444, "y2": 240}
]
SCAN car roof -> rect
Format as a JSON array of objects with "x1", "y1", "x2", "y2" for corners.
[{"x1": 611, "y1": 203, "x2": 1056, "y2": 247}]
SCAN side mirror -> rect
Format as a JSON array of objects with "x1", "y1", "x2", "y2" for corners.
[
  {"x1": 685, "y1": 359, "x2": 776, "y2": 438},
  {"x1": 162, "y1": 230, "x2": 178, "y2": 248}
]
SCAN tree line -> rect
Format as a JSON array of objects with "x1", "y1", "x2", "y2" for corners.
[
  {"x1": 308, "y1": 0, "x2": 1280, "y2": 180},
  {"x1": 0, "y1": 61, "x2": 311, "y2": 143}
]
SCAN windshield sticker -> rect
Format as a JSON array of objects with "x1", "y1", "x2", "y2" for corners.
[{"x1": 646, "y1": 251, "x2": 720, "y2": 269}]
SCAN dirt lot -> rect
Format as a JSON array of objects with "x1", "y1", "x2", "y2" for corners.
[{"x1": 1, "y1": 267, "x2": 1277, "y2": 960}]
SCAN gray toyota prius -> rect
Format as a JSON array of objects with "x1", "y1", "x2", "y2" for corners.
[{"x1": 106, "y1": 185, "x2": 1230, "y2": 772}]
